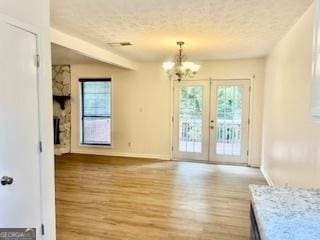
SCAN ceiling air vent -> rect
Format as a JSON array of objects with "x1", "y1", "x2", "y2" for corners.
[{"x1": 108, "y1": 42, "x2": 133, "y2": 47}]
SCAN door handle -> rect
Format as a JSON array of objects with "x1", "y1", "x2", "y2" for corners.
[{"x1": 1, "y1": 176, "x2": 14, "y2": 186}]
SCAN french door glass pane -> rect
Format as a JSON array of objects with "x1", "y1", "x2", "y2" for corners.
[
  {"x1": 216, "y1": 86, "x2": 243, "y2": 156},
  {"x1": 83, "y1": 117, "x2": 111, "y2": 144},
  {"x1": 179, "y1": 86, "x2": 203, "y2": 153}
]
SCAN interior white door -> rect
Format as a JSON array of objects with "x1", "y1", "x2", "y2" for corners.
[
  {"x1": 173, "y1": 80, "x2": 210, "y2": 161},
  {"x1": 209, "y1": 80, "x2": 250, "y2": 164},
  {"x1": 0, "y1": 20, "x2": 42, "y2": 235}
]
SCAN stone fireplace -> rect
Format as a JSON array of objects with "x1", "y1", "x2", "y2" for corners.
[{"x1": 52, "y1": 65, "x2": 71, "y2": 155}]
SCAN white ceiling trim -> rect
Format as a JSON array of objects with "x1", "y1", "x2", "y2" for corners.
[{"x1": 51, "y1": 28, "x2": 138, "y2": 70}]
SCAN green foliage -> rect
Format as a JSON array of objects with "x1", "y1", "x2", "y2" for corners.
[
  {"x1": 217, "y1": 86, "x2": 242, "y2": 121},
  {"x1": 179, "y1": 87, "x2": 202, "y2": 141},
  {"x1": 178, "y1": 85, "x2": 242, "y2": 120},
  {"x1": 179, "y1": 86, "x2": 203, "y2": 118},
  {"x1": 178, "y1": 85, "x2": 243, "y2": 142}
]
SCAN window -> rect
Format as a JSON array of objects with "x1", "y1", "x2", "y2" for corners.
[{"x1": 80, "y1": 78, "x2": 112, "y2": 145}]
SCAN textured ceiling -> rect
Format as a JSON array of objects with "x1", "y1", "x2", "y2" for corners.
[{"x1": 51, "y1": 0, "x2": 313, "y2": 61}]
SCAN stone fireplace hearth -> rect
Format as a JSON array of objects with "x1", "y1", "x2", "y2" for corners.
[{"x1": 52, "y1": 65, "x2": 71, "y2": 155}]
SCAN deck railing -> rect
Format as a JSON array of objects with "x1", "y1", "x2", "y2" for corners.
[{"x1": 179, "y1": 119, "x2": 241, "y2": 143}]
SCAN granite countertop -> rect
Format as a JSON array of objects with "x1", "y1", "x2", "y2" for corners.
[{"x1": 249, "y1": 185, "x2": 320, "y2": 240}]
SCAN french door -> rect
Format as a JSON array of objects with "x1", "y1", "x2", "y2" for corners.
[
  {"x1": 173, "y1": 79, "x2": 250, "y2": 164},
  {"x1": 173, "y1": 81, "x2": 210, "y2": 161}
]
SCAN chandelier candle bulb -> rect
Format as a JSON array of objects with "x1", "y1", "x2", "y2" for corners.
[
  {"x1": 190, "y1": 64, "x2": 201, "y2": 73},
  {"x1": 162, "y1": 61, "x2": 175, "y2": 72},
  {"x1": 182, "y1": 61, "x2": 194, "y2": 70}
]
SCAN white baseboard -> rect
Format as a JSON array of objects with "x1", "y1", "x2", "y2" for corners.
[
  {"x1": 54, "y1": 148, "x2": 70, "y2": 156},
  {"x1": 70, "y1": 149, "x2": 171, "y2": 161},
  {"x1": 260, "y1": 166, "x2": 274, "y2": 186},
  {"x1": 249, "y1": 163, "x2": 261, "y2": 168}
]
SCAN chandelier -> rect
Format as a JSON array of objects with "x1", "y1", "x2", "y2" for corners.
[{"x1": 162, "y1": 41, "x2": 200, "y2": 81}]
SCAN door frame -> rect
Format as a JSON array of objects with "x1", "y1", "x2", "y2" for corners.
[
  {"x1": 0, "y1": 13, "x2": 55, "y2": 239},
  {"x1": 170, "y1": 78, "x2": 254, "y2": 166},
  {"x1": 172, "y1": 80, "x2": 210, "y2": 161},
  {"x1": 209, "y1": 79, "x2": 250, "y2": 164}
]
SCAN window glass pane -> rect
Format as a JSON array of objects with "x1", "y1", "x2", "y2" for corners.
[
  {"x1": 215, "y1": 86, "x2": 242, "y2": 156},
  {"x1": 83, "y1": 81, "x2": 111, "y2": 116},
  {"x1": 81, "y1": 80, "x2": 111, "y2": 145},
  {"x1": 179, "y1": 86, "x2": 203, "y2": 153},
  {"x1": 83, "y1": 117, "x2": 111, "y2": 145}
]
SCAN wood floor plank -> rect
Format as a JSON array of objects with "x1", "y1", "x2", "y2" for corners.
[{"x1": 55, "y1": 154, "x2": 266, "y2": 240}]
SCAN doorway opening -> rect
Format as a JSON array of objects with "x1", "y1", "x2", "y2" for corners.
[{"x1": 172, "y1": 79, "x2": 251, "y2": 165}]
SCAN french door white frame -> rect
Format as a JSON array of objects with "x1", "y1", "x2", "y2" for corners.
[
  {"x1": 171, "y1": 78, "x2": 252, "y2": 165},
  {"x1": 172, "y1": 80, "x2": 210, "y2": 161},
  {"x1": 209, "y1": 80, "x2": 250, "y2": 164}
]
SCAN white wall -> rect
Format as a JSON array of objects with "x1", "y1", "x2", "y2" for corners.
[
  {"x1": 262, "y1": 3, "x2": 320, "y2": 188},
  {"x1": 71, "y1": 63, "x2": 172, "y2": 160},
  {"x1": 71, "y1": 58, "x2": 265, "y2": 166},
  {"x1": 0, "y1": 1, "x2": 56, "y2": 239}
]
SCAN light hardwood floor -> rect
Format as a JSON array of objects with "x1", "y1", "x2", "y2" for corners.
[{"x1": 55, "y1": 154, "x2": 266, "y2": 240}]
